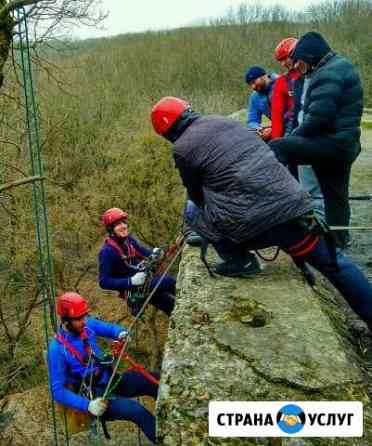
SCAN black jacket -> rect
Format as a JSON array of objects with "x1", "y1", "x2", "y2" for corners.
[
  {"x1": 173, "y1": 115, "x2": 314, "y2": 243},
  {"x1": 291, "y1": 32, "x2": 363, "y2": 160}
]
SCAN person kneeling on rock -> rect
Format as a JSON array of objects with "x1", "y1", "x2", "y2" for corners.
[
  {"x1": 47, "y1": 292, "x2": 159, "y2": 443},
  {"x1": 150, "y1": 96, "x2": 372, "y2": 330}
]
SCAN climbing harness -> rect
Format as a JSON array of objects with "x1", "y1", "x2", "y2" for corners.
[
  {"x1": 107, "y1": 234, "x2": 183, "y2": 317},
  {"x1": 110, "y1": 342, "x2": 160, "y2": 385},
  {"x1": 105, "y1": 237, "x2": 146, "y2": 271},
  {"x1": 286, "y1": 232, "x2": 321, "y2": 258},
  {"x1": 55, "y1": 329, "x2": 118, "y2": 440},
  {"x1": 55, "y1": 332, "x2": 92, "y2": 366},
  {"x1": 283, "y1": 213, "x2": 339, "y2": 285},
  {"x1": 255, "y1": 213, "x2": 338, "y2": 287},
  {"x1": 105, "y1": 236, "x2": 149, "y2": 317}
]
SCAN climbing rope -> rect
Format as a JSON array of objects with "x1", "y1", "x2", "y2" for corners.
[
  {"x1": 330, "y1": 225, "x2": 372, "y2": 231},
  {"x1": 314, "y1": 195, "x2": 372, "y2": 201},
  {"x1": 102, "y1": 240, "x2": 184, "y2": 399},
  {"x1": 134, "y1": 325, "x2": 143, "y2": 446},
  {"x1": 69, "y1": 236, "x2": 184, "y2": 441},
  {"x1": 14, "y1": 7, "x2": 65, "y2": 446}
]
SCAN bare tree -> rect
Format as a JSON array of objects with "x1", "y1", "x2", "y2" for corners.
[
  {"x1": 0, "y1": 0, "x2": 107, "y2": 194},
  {"x1": 0, "y1": 0, "x2": 107, "y2": 89}
]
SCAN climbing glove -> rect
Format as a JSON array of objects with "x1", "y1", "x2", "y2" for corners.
[
  {"x1": 118, "y1": 330, "x2": 130, "y2": 341},
  {"x1": 88, "y1": 397, "x2": 108, "y2": 416},
  {"x1": 131, "y1": 271, "x2": 147, "y2": 286},
  {"x1": 150, "y1": 247, "x2": 163, "y2": 261}
]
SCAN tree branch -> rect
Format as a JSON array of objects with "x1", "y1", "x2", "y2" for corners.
[
  {"x1": 0, "y1": 139, "x2": 23, "y2": 154},
  {"x1": 0, "y1": 0, "x2": 39, "y2": 20},
  {"x1": 0, "y1": 175, "x2": 45, "y2": 192}
]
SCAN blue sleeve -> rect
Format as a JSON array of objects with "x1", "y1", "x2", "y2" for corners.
[
  {"x1": 129, "y1": 236, "x2": 152, "y2": 257},
  {"x1": 98, "y1": 246, "x2": 132, "y2": 291},
  {"x1": 87, "y1": 317, "x2": 125, "y2": 339},
  {"x1": 247, "y1": 93, "x2": 262, "y2": 129},
  {"x1": 47, "y1": 341, "x2": 89, "y2": 412}
]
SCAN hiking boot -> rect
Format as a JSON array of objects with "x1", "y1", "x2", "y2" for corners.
[
  {"x1": 214, "y1": 253, "x2": 262, "y2": 278},
  {"x1": 183, "y1": 224, "x2": 203, "y2": 247},
  {"x1": 185, "y1": 231, "x2": 203, "y2": 247}
]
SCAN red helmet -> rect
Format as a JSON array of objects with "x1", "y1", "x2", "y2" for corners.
[
  {"x1": 101, "y1": 208, "x2": 128, "y2": 227},
  {"x1": 275, "y1": 37, "x2": 298, "y2": 61},
  {"x1": 56, "y1": 292, "x2": 89, "y2": 319},
  {"x1": 151, "y1": 96, "x2": 190, "y2": 135}
]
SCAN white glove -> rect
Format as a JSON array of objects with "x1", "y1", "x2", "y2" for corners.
[
  {"x1": 118, "y1": 330, "x2": 130, "y2": 340},
  {"x1": 88, "y1": 398, "x2": 108, "y2": 417},
  {"x1": 131, "y1": 271, "x2": 147, "y2": 286}
]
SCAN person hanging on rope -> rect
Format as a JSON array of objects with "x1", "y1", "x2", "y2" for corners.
[
  {"x1": 150, "y1": 96, "x2": 372, "y2": 329},
  {"x1": 98, "y1": 208, "x2": 175, "y2": 317},
  {"x1": 47, "y1": 292, "x2": 159, "y2": 443}
]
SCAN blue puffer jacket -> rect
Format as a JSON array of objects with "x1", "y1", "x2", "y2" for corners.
[
  {"x1": 98, "y1": 235, "x2": 151, "y2": 291},
  {"x1": 247, "y1": 74, "x2": 278, "y2": 129},
  {"x1": 47, "y1": 317, "x2": 125, "y2": 411}
]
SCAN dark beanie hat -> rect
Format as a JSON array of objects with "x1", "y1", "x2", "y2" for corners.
[
  {"x1": 291, "y1": 32, "x2": 332, "y2": 66},
  {"x1": 245, "y1": 66, "x2": 266, "y2": 84}
]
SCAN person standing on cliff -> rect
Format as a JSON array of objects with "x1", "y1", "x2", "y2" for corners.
[
  {"x1": 149, "y1": 96, "x2": 372, "y2": 330},
  {"x1": 271, "y1": 36, "x2": 325, "y2": 217},
  {"x1": 269, "y1": 32, "x2": 363, "y2": 250}
]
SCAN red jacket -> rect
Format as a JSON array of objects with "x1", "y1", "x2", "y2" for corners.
[{"x1": 271, "y1": 69, "x2": 301, "y2": 139}]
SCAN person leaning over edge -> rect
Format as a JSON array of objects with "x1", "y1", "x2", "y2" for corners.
[
  {"x1": 47, "y1": 292, "x2": 159, "y2": 443},
  {"x1": 150, "y1": 96, "x2": 372, "y2": 330},
  {"x1": 98, "y1": 208, "x2": 175, "y2": 317},
  {"x1": 269, "y1": 32, "x2": 363, "y2": 250}
]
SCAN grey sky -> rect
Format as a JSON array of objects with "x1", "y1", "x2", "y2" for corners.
[{"x1": 75, "y1": 0, "x2": 312, "y2": 39}]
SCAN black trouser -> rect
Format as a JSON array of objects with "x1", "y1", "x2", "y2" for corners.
[
  {"x1": 212, "y1": 216, "x2": 372, "y2": 324},
  {"x1": 149, "y1": 276, "x2": 175, "y2": 316},
  {"x1": 101, "y1": 370, "x2": 159, "y2": 443},
  {"x1": 269, "y1": 136, "x2": 358, "y2": 249}
]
